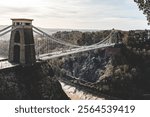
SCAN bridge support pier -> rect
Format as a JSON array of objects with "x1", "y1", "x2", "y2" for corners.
[{"x1": 8, "y1": 19, "x2": 36, "y2": 65}]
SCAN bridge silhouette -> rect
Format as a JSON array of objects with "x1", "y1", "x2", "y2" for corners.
[{"x1": 0, "y1": 19, "x2": 119, "y2": 69}]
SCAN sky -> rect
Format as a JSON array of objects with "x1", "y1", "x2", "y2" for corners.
[{"x1": 0, "y1": 0, "x2": 149, "y2": 30}]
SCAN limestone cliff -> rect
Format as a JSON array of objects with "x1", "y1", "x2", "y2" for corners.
[
  {"x1": 49, "y1": 30, "x2": 150, "y2": 99},
  {"x1": 0, "y1": 62, "x2": 70, "y2": 100}
]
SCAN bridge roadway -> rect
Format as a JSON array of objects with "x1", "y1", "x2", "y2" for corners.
[
  {"x1": 0, "y1": 59, "x2": 19, "y2": 69},
  {"x1": 38, "y1": 43, "x2": 115, "y2": 61}
]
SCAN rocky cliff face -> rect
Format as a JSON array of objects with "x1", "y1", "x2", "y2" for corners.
[
  {"x1": 49, "y1": 29, "x2": 150, "y2": 99},
  {"x1": 0, "y1": 62, "x2": 70, "y2": 100}
]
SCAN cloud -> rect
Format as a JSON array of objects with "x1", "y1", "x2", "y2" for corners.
[
  {"x1": 0, "y1": 6, "x2": 36, "y2": 14},
  {"x1": 0, "y1": 0, "x2": 149, "y2": 30}
]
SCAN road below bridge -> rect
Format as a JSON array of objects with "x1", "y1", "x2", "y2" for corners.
[{"x1": 60, "y1": 81, "x2": 105, "y2": 100}]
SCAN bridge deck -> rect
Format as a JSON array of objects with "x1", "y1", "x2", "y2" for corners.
[
  {"x1": 38, "y1": 43, "x2": 115, "y2": 61},
  {"x1": 0, "y1": 60, "x2": 19, "y2": 70}
]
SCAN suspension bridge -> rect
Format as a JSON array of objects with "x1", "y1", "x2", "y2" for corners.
[{"x1": 0, "y1": 18, "x2": 119, "y2": 69}]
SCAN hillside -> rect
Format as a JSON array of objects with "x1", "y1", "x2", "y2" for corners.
[
  {"x1": 1, "y1": 26, "x2": 150, "y2": 99},
  {"x1": 48, "y1": 29, "x2": 150, "y2": 99}
]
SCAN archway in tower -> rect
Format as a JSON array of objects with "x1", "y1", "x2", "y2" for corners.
[
  {"x1": 14, "y1": 31, "x2": 20, "y2": 43},
  {"x1": 13, "y1": 45, "x2": 20, "y2": 63}
]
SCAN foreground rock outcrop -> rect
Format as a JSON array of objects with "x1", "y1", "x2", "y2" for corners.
[{"x1": 0, "y1": 62, "x2": 70, "y2": 100}]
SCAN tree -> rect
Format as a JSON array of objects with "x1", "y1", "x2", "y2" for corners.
[{"x1": 134, "y1": 0, "x2": 150, "y2": 25}]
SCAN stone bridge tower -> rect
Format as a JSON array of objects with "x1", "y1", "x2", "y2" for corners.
[{"x1": 8, "y1": 18, "x2": 36, "y2": 65}]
